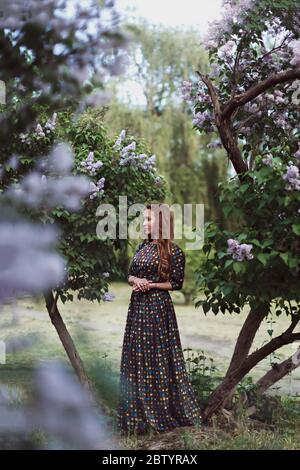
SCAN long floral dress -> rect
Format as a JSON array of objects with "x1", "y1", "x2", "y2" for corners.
[{"x1": 117, "y1": 239, "x2": 202, "y2": 435}]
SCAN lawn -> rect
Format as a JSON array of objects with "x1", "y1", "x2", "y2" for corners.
[{"x1": 1, "y1": 281, "x2": 299, "y2": 401}]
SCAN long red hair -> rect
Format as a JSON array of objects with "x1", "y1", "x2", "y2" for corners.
[{"x1": 144, "y1": 203, "x2": 175, "y2": 280}]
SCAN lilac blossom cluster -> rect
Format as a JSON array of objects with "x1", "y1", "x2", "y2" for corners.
[
  {"x1": 7, "y1": 143, "x2": 90, "y2": 211},
  {"x1": 113, "y1": 129, "x2": 126, "y2": 150},
  {"x1": 241, "y1": 89, "x2": 295, "y2": 135},
  {"x1": 89, "y1": 177, "x2": 105, "y2": 200},
  {"x1": 262, "y1": 154, "x2": 273, "y2": 166},
  {"x1": 217, "y1": 40, "x2": 236, "y2": 68},
  {"x1": 192, "y1": 110, "x2": 214, "y2": 132},
  {"x1": 294, "y1": 143, "x2": 300, "y2": 162},
  {"x1": 102, "y1": 292, "x2": 115, "y2": 301},
  {"x1": 181, "y1": 80, "x2": 195, "y2": 102},
  {"x1": 202, "y1": 0, "x2": 257, "y2": 50},
  {"x1": 20, "y1": 113, "x2": 57, "y2": 145},
  {"x1": 282, "y1": 163, "x2": 300, "y2": 191},
  {"x1": 81, "y1": 151, "x2": 103, "y2": 176},
  {"x1": 0, "y1": 222, "x2": 66, "y2": 302},
  {"x1": 227, "y1": 239, "x2": 254, "y2": 262},
  {"x1": 1, "y1": 0, "x2": 126, "y2": 87},
  {"x1": 0, "y1": 360, "x2": 118, "y2": 449},
  {"x1": 181, "y1": 80, "x2": 214, "y2": 132},
  {"x1": 207, "y1": 140, "x2": 222, "y2": 149},
  {"x1": 113, "y1": 130, "x2": 156, "y2": 171},
  {"x1": 181, "y1": 80, "x2": 212, "y2": 105}
]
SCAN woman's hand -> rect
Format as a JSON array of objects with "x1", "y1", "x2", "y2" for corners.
[{"x1": 132, "y1": 277, "x2": 151, "y2": 292}]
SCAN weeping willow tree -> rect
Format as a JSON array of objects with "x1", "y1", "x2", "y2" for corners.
[{"x1": 103, "y1": 22, "x2": 229, "y2": 224}]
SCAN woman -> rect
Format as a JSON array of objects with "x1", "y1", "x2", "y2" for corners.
[{"x1": 117, "y1": 203, "x2": 201, "y2": 436}]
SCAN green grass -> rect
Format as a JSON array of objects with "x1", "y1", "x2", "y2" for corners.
[{"x1": 1, "y1": 281, "x2": 300, "y2": 395}]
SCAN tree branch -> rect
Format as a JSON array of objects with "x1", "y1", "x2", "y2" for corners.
[
  {"x1": 255, "y1": 346, "x2": 300, "y2": 395},
  {"x1": 196, "y1": 71, "x2": 221, "y2": 117},
  {"x1": 222, "y1": 69, "x2": 300, "y2": 119}
]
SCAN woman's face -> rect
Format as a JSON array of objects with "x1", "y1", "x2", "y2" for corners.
[{"x1": 143, "y1": 208, "x2": 158, "y2": 238}]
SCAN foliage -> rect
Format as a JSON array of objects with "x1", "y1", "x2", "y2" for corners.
[{"x1": 195, "y1": 152, "x2": 300, "y2": 317}]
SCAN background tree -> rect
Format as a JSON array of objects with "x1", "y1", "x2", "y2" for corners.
[
  {"x1": 104, "y1": 22, "x2": 229, "y2": 229},
  {"x1": 0, "y1": 0, "x2": 128, "y2": 447},
  {"x1": 2, "y1": 103, "x2": 166, "y2": 400}
]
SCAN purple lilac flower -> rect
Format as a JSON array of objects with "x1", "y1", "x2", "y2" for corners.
[
  {"x1": 262, "y1": 154, "x2": 273, "y2": 166},
  {"x1": 119, "y1": 149, "x2": 156, "y2": 171},
  {"x1": 227, "y1": 238, "x2": 254, "y2": 262},
  {"x1": 217, "y1": 40, "x2": 236, "y2": 62},
  {"x1": 282, "y1": 164, "x2": 300, "y2": 191},
  {"x1": 207, "y1": 140, "x2": 222, "y2": 149},
  {"x1": 89, "y1": 177, "x2": 105, "y2": 199},
  {"x1": 35, "y1": 123, "x2": 45, "y2": 139},
  {"x1": 113, "y1": 129, "x2": 126, "y2": 150},
  {"x1": 294, "y1": 143, "x2": 300, "y2": 162},
  {"x1": 116, "y1": 135, "x2": 157, "y2": 172},
  {"x1": 121, "y1": 142, "x2": 136, "y2": 155},
  {"x1": 192, "y1": 110, "x2": 212, "y2": 128},
  {"x1": 81, "y1": 151, "x2": 103, "y2": 176},
  {"x1": 44, "y1": 112, "x2": 57, "y2": 132},
  {"x1": 181, "y1": 80, "x2": 194, "y2": 102},
  {"x1": 0, "y1": 221, "x2": 66, "y2": 302},
  {"x1": 8, "y1": 171, "x2": 90, "y2": 211},
  {"x1": 102, "y1": 292, "x2": 115, "y2": 301}
]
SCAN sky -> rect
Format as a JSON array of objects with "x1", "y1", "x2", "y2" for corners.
[{"x1": 116, "y1": 0, "x2": 223, "y2": 31}]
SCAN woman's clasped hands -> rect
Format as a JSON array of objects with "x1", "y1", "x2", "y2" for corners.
[{"x1": 132, "y1": 277, "x2": 156, "y2": 292}]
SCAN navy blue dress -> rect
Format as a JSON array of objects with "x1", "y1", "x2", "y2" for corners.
[{"x1": 117, "y1": 239, "x2": 202, "y2": 435}]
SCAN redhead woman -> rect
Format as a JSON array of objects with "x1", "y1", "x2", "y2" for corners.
[{"x1": 117, "y1": 203, "x2": 201, "y2": 436}]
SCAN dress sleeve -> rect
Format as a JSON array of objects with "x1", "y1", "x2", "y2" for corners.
[{"x1": 169, "y1": 244, "x2": 185, "y2": 291}]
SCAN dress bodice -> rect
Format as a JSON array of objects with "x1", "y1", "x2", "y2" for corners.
[{"x1": 128, "y1": 240, "x2": 185, "y2": 291}]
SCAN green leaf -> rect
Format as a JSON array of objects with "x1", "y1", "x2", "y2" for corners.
[
  {"x1": 233, "y1": 262, "x2": 244, "y2": 274},
  {"x1": 292, "y1": 224, "x2": 300, "y2": 236},
  {"x1": 279, "y1": 253, "x2": 289, "y2": 266},
  {"x1": 240, "y1": 183, "x2": 250, "y2": 193},
  {"x1": 257, "y1": 253, "x2": 268, "y2": 266},
  {"x1": 224, "y1": 259, "x2": 234, "y2": 268}
]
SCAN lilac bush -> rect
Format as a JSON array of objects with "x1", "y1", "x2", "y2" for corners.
[
  {"x1": 186, "y1": 0, "x2": 300, "y2": 420},
  {"x1": 0, "y1": 0, "x2": 128, "y2": 448}
]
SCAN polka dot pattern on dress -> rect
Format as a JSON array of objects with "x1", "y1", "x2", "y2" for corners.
[{"x1": 117, "y1": 239, "x2": 202, "y2": 435}]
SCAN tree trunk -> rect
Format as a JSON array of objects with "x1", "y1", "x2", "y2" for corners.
[
  {"x1": 44, "y1": 290, "x2": 92, "y2": 392},
  {"x1": 222, "y1": 302, "x2": 270, "y2": 408},
  {"x1": 227, "y1": 302, "x2": 270, "y2": 375},
  {"x1": 44, "y1": 290, "x2": 115, "y2": 417}
]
